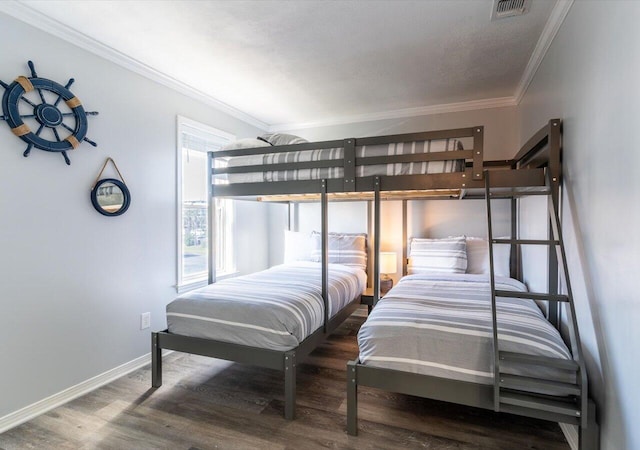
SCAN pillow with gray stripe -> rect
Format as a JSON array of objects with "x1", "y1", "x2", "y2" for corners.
[
  {"x1": 310, "y1": 232, "x2": 367, "y2": 271},
  {"x1": 408, "y1": 236, "x2": 467, "y2": 274},
  {"x1": 258, "y1": 133, "x2": 308, "y2": 146}
]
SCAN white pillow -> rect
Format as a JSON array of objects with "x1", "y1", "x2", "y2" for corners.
[
  {"x1": 220, "y1": 138, "x2": 271, "y2": 151},
  {"x1": 465, "y1": 237, "x2": 490, "y2": 274},
  {"x1": 259, "y1": 133, "x2": 308, "y2": 146},
  {"x1": 310, "y1": 232, "x2": 368, "y2": 271},
  {"x1": 283, "y1": 230, "x2": 313, "y2": 263},
  {"x1": 465, "y1": 237, "x2": 511, "y2": 277},
  {"x1": 408, "y1": 237, "x2": 467, "y2": 274}
]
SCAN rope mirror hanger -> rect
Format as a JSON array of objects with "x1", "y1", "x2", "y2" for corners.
[{"x1": 91, "y1": 157, "x2": 131, "y2": 217}]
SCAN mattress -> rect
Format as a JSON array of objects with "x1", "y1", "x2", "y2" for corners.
[
  {"x1": 215, "y1": 138, "x2": 464, "y2": 184},
  {"x1": 358, "y1": 274, "x2": 574, "y2": 386},
  {"x1": 167, "y1": 262, "x2": 366, "y2": 351}
]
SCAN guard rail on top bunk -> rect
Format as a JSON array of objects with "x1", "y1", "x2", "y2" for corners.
[
  {"x1": 209, "y1": 126, "x2": 551, "y2": 198},
  {"x1": 210, "y1": 127, "x2": 485, "y2": 197}
]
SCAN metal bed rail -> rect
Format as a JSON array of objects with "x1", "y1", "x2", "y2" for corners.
[{"x1": 210, "y1": 127, "x2": 485, "y2": 197}]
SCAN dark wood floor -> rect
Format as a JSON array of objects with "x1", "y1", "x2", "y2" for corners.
[{"x1": 0, "y1": 307, "x2": 569, "y2": 450}]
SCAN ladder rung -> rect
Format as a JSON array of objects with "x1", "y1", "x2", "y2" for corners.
[
  {"x1": 499, "y1": 351, "x2": 579, "y2": 371},
  {"x1": 499, "y1": 403, "x2": 580, "y2": 425},
  {"x1": 492, "y1": 239, "x2": 559, "y2": 245},
  {"x1": 499, "y1": 374, "x2": 581, "y2": 396},
  {"x1": 494, "y1": 290, "x2": 570, "y2": 302},
  {"x1": 500, "y1": 392, "x2": 581, "y2": 418}
]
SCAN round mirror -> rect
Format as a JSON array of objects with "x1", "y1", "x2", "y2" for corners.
[{"x1": 91, "y1": 178, "x2": 131, "y2": 216}]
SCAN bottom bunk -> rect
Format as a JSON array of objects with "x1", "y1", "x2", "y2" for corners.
[
  {"x1": 347, "y1": 274, "x2": 599, "y2": 450},
  {"x1": 152, "y1": 261, "x2": 366, "y2": 419}
]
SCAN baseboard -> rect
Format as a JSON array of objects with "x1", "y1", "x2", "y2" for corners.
[
  {"x1": 560, "y1": 422, "x2": 579, "y2": 450},
  {"x1": 0, "y1": 350, "x2": 171, "y2": 434},
  {"x1": 0, "y1": 354, "x2": 585, "y2": 445}
]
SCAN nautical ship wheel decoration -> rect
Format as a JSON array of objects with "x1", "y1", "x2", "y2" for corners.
[{"x1": 0, "y1": 61, "x2": 98, "y2": 165}]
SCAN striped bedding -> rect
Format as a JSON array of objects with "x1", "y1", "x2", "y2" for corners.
[
  {"x1": 215, "y1": 139, "x2": 464, "y2": 184},
  {"x1": 358, "y1": 274, "x2": 574, "y2": 386},
  {"x1": 167, "y1": 262, "x2": 366, "y2": 351}
]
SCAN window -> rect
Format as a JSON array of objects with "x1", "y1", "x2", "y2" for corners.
[{"x1": 177, "y1": 116, "x2": 235, "y2": 291}]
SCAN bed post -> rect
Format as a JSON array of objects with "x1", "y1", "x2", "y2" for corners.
[
  {"x1": 321, "y1": 179, "x2": 329, "y2": 332},
  {"x1": 579, "y1": 399, "x2": 599, "y2": 450},
  {"x1": 547, "y1": 119, "x2": 562, "y2": 329},
  {"x1": 402, "y1": 199, "x2": 408, "y2": 276},
  {"x1": 151, "y1": 332, "x2": 162, "y2": 387},
  {"x1": 472, "y1": 126, "x2": 484, "y2": 182},
  {"x1": 373, "y1": 177, "x2": 381, "y2": 305},
  {"x1": 347, "y1": 360, "x2": 358, "y2": 435},
  {"x1": 284, "y1": 350, "x2": 297, "y2": 420},
  {"x1": 208, "y1": 151, "x2": 215, "y2": 284},
  {"x1": 510, "y1": 198, "x2": 520, "y2": 280},
  {"x1": 367, "y1": 201, "x2": 374, "y2": 288},
  {"x1": 343, "y1": 138, "x2": 356, "y2": 192}
]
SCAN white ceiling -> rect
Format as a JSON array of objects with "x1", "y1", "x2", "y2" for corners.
[{"x1": 8, "y1": 0, "x2": 561, "y2": 129}]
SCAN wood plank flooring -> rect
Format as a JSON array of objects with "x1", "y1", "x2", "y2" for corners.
[{"x1": 0, "y1": 307, "x2": 569, "y2": 450}]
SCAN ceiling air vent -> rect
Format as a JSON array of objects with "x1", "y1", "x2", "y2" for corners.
[{"x1": 491, "y1": 0, "x2": 530, "y2": 20}]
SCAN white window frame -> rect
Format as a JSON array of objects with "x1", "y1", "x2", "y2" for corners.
[{"x1": 176, "y1": 115, "x2": 235, "y2": 292}]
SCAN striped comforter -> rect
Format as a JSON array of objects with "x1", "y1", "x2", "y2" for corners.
[
  {"x1": 215, "y1": 139, "x2": 463, "y2": 184},
  {"x1": 358, "y1": 274, "x2": 573, "y2": 385},
  {"x1": 167, "y1": 262, "x2": 366, "y2": 351}
]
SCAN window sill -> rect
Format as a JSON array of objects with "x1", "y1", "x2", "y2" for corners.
[
  {"x1": 175, "y1": 270, "x2": 240, "y2": 294},
  {"x1": 176, "y1": 279, "x2": 208, "y2": 294}
]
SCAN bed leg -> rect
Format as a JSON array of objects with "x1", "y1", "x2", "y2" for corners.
[
  {"x1": 579, "y1": 399, "x2": 599, "y2": 450},
  {"x1": 284, "y1": 351, "x2": 296, "y2": 420},
  {"x1": 151, "y1": 332, "x2": 162, "y2": 388},
  {"x1": 347, "y1": 360, "x2": 358, "y2": 436}
]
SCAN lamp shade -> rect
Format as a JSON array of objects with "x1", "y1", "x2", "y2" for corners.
[{"x1": 379, "y1": 252, "x2": 397, "y2": 275}]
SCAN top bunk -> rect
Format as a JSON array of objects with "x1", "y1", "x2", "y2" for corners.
[{"x1": 210, "y1": 119, "x2": 561, "y2": 200}]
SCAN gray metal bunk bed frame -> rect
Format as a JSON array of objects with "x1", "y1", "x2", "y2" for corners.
[
  {"x1": 149, "y1": 121, "x2": 597, "y2": 444},
  {"x1": 151, "y1": 125, "x2": 493, "y2": 419},
  {"x1": 345, "y1": 119, "x2": 599, "y2": 450}
]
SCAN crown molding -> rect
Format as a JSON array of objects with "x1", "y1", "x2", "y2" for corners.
[
  {"x1": 514, "y1": 0, "x2": 574, "y2": 104},
  {"x1": 0, "y1": 0, "x2": 571, "y2": 134},
  {"x1": 0, "y1": 1, "x2": 269, "y2": 131},
  {"x1": 269, "y1": 96, "x2": 517, "y2": 132}
]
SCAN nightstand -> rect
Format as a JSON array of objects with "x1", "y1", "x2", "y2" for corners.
[{"x1": 361, "y1": 287, "x2": 385, "y2": 314}]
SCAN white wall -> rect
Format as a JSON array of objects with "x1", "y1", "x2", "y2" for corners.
[
  {"x1": 409, "y1": 199, "x2": 511, "y2": 239},
  {"x1": 517, "y1": 2, "x2": 640, "y2": 449},
  {"x1": 296, "y1": 202, "x2": 369, "y2": 235},
  {"x1": 287, "y1": 106, "x2": 520, "y2": 160},
  {"x1": 0, "y1": 13, "x2": 266, "y2": 420}
]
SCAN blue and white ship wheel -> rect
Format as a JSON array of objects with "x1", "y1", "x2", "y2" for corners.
[{"x1": 0, "y1": 61, "x2": 98, "y2": 165}]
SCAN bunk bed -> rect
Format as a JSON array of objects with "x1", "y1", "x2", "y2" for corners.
[
  {"x1": 345, "y1": 120, "x2": 599, "y2": 450},
  {"x1": 152, "y1": 126, "x2": 490, "y2": 419},
  {"x1": 150, "y1": 120, "x2": 597, "y2": 448}
]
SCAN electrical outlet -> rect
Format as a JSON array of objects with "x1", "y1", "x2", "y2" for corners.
[{"x1": 140, "y1": 312, "x2": 151, "y2": 330}]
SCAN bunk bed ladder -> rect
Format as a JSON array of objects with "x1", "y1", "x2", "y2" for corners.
[{"x1": 485, "y1": 170, "x2": 589, "y2": 431}]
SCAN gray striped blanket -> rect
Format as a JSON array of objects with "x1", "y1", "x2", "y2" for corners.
[
  {"x1": 167, "y1": 262, "x2": 366, "y2": 351},
  {"x1": 215, "y1": 139, "x2": 463, "y2": 184},
  {"x1": 358, "y1": 274, "x2": 573, "y2": 385}
]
